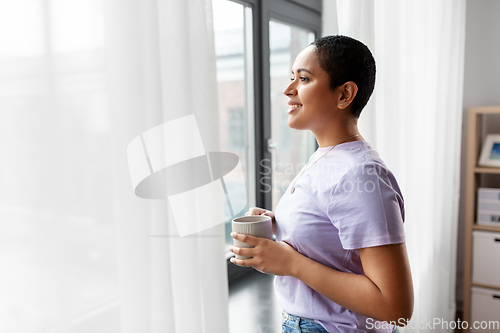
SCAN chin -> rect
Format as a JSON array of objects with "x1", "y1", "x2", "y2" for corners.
[
  {"x1": 287, "y1": 122, "x2": 306, "y2": 130},
  {"x1": 287, "y1": 115, "x2": 308, "y2": 130},
  {"x1": 287, "y1": 120, "x2": 297, "y2": 129}
]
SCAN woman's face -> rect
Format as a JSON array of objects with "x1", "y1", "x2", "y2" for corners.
[{"x1": 283, "y1": 45, "x2": 340, "y2": 131}]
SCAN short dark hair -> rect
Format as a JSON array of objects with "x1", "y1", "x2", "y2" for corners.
[{"x1": 310, "y1": 35, "x2": 376, "y2": 118}]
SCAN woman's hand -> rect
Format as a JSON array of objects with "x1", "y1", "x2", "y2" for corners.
[
  {"x1": 245, "y1": 207, "x2": 276, "y2": 235},
  {"x1": 229, "y1": 232, "x2": 300, "y2": 276}
]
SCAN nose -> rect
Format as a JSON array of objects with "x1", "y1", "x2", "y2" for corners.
[{"x1": 283, "y1": 80, "x2": 297, "y2": 97}]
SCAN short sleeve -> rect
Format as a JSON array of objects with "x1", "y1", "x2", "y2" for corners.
[{"x1": 327, "y1": 163, "x2": 405, "y2": 250}]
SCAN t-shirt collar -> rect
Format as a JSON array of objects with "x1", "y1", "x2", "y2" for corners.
[{"x1": 316, "y1": 140, "x2": 365, "y2": 153}]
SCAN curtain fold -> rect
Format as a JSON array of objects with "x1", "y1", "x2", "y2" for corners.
[
  {"x1": 105, "y1": 0, "x2": 229, "y2": 332},
  {"x1": 1, "y1": 0, "x2": 230, "y2": 331},
  {"x1": 326, "y1": 1, "x2": 466, "y2": 332}
]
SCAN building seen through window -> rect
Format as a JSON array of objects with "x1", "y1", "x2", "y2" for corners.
[{"x1": 213, "y1": 1, "x2": 317, "y2": 246}]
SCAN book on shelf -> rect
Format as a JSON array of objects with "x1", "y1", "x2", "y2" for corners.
[{"x1": 477, "y1": 187, "x2": 500, "y2": 226}]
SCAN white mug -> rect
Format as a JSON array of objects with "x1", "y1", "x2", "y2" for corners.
[{"x1": 231, "y1": 215, "x2": 273, "y2": 259}]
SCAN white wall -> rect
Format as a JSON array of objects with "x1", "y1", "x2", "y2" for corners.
[
  {"x1": 322, "y1": 0, "x2": 500, "y2": 311},
  {"x1": 457, "y1": 0, "x2": 500, "y2": 308}
]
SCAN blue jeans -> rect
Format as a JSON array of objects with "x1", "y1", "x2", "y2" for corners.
[
  {"x1": 281, "y1": 312, "x2": 329, "y2": 333},
  {"x1": 281, "y1": 311, "x2": 400, "y2": 333}
]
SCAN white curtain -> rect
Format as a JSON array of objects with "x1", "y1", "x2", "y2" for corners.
[
  {"x1": 324, "y1": 1, "x2": 466, "y2": 332},
  {"x1": 0, "y1": 0, "x2": 228, "y2": 332}
]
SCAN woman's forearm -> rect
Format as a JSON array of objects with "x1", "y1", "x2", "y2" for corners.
[
  {"x1": 290, "y1": 248, "x2": 412, "y2": 323},
  {"x1": 229, "y1": 232, "x2": 413, "y2": 323}
]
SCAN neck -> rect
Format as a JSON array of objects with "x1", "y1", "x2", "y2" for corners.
[{"x1": 312, "y1": 116, "x2": 363, "y2": 148}]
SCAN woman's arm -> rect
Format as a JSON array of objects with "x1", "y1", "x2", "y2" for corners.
[
  {"x1": 292, "y1": 242, "x2": 413, "y2": 323},
  {"x1": 229, "y1": 234, "x2": 413, "y2": 323}
]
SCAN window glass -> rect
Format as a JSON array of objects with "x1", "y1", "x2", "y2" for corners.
[
  {"x1": 269, "y1": 20, "x2": 316, "y2": 210},
  {"x1": 213, "y1": 0, "x2": 255, "y2": 246}
]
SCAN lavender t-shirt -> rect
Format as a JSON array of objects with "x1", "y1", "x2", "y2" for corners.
[{"x1": 274, "y1": 141, "x2": 405, "y2": 333}]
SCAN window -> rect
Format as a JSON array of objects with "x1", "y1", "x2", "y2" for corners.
[
  {"x1": 213, "y1": 0, "x2": 256, "y2": 248},
  {"x1": 269, "y1": 20, "x2": 316, "y2": 209},
  {"x1": 227, "y1": 108, "x2": 246, "y2": 150},
  {"x1": 212, "y1": 0, "x2": 322, "y2": 280}
]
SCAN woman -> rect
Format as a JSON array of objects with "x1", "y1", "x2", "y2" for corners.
[{"x1": 229, "y1": 35, "x2": 413, "y2": 333}]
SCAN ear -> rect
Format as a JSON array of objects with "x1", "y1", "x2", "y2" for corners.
[{"x1": 337, "y1": 82, "x2": 358, "y2": 109}]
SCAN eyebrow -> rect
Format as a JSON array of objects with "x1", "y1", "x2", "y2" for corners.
[{"x1": 292, "y1": 68, "x2": 313, "y2": 75}]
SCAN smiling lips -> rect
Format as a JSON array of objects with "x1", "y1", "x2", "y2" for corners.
[{"x1": 287, "y1": 104, "x2": 302, "y2": 113}]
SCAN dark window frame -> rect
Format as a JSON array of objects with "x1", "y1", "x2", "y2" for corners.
[{"x1": 226, "y1": 0, "x2": 322, "y2": 283}]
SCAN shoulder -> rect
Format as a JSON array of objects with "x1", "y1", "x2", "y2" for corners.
[
  {"x1": 326, "y1": 143, "x2": 404, "y2": 204},
  {"x1": 305, "y1": 142, "x2": 403, "y2": 204},
  {"x1": 327, "y1": 142, "x2": 396, "y2": 185},
  {"x1": 322, "y1": 141, "x2": 386, "y2": 169}
]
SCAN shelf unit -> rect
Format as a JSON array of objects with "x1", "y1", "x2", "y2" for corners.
[{"x1": 463, "y1": 106, "x2": 500, "y2": 331}]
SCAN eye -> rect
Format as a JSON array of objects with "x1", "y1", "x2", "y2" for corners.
[{"x1": 290, "y1": 76, "x2": 308, "y2": 82}]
